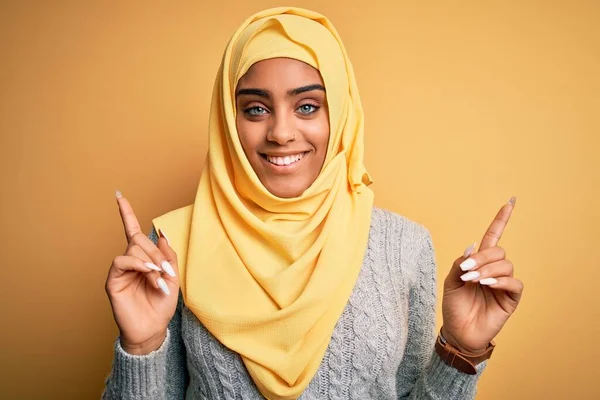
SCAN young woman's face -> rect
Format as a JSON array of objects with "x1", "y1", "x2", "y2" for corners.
[{"x1": 235, "y1": 58, "x2": 330, "y2": 198}]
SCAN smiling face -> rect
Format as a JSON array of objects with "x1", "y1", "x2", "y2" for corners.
[{"x1": 235, "y1": 58, "x2": 330, "y2": 198}]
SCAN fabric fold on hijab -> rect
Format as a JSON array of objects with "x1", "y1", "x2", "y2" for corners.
[{"x1": 152, "y1": 7, "x2": 374, "y2": 399}]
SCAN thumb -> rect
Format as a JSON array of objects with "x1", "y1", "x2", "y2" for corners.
[
  {"x1": 444, "y1": 242, "x2": 476, "y2": 290},
  {"x1": 157, "y1": 228, "x2": 179, "y2": 283}
]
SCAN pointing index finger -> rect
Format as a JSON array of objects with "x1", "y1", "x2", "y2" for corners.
[
  {"x1": 479, "y1": 196, "x2": 516, "y2": 251},
  {"x1": 116, "y1": 190, "x2": 142, "y2": 242}
]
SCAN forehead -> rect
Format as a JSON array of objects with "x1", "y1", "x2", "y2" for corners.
[{"x1": 237, "y1": 58, "x2": 324, "y2": 88}]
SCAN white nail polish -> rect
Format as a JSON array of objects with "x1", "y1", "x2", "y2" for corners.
[
  {"x1": 480, "y1": 278, "x2": 498, "y2": 285},
  {"x1": 460, "y1": 258, "x2": 477, "y2": 271},
  {"x1": 144, "y1": 262, "x2": 161, "y2": 272},
  {"x1": 460, "y1": 271, "x2": 481, "y2": 281},
  {"x1": 161, "y1": 261, "x2": 176, "y2": 277},
  {"x1": 508, "y1": 196, "x2": 516, "y2": 206},
  {"x1": 115, "y1": 190, "x2": 122, "y2": 199},
  {"x1": 463, "y1": 242, "x2": 477, "y2": 258},
  {"x1": 157, "y1": 277, "x2": 170, "y2": 295},
  {"x1": 159, "y1": 228, "x2": 171, "y2": 247}
]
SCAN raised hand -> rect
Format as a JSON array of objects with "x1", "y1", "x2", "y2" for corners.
[
  {"x1": 105, "y1": 191, "x2": 180, "y2": 355},
  {"x1": 441, "y1": 197, "x2": 524, "y2": 354}
]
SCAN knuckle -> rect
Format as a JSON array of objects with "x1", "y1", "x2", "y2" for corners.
[
  {"x1": 112, "y1": 255, "x2": 123, "y2": 267},
  {"x1": 129, "y1": 231, "x2": 144, "y2": 244},
  {"x1": 126, "y1": 244, "x2": 142, "y2": 255},
  {"x1": 483, "y1": 231, "x2": 496, "y2": 239},
  {"x1": 496, "y1": 246, "x2": 506, "y2": 259}
]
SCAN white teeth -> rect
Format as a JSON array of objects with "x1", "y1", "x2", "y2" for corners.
[{"x1": 266, "y1": 153, "x2": 305, "y2": 166}]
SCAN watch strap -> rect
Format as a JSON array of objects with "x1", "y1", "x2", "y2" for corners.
[{"x1": 434, "y1": 332, "x2": 495, "y2": 375}]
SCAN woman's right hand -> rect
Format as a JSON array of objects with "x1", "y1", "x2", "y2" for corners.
[{"x1": 105, "y1": 191, "x2": 180, "y2": 355}]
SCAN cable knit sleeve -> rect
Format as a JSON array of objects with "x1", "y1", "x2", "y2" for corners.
[
  {"x1": 102, "y1": 228, "x2": 188, "y2": 400},
  {"x1": 396, "y1": 225, "x2": 485, "y2": 400}
]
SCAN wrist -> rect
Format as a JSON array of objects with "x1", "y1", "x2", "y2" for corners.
[
  {"x1": 436, "y1": 327, "x2": 496, "y2": 375},
  {"x1": 440, "y1": 326, "x2": 487, "y2": 355},
  {"x1": 120, "y1": 330, "x2": 167, "y2": 355}
]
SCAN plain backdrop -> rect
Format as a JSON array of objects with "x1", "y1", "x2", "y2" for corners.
[{"x1": 1, "y1": 1, "x2": 598, "y2": 399}]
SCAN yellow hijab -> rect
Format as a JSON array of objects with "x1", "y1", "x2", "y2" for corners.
[{"x1": 152, "y1": 7, "x2": 374, "y2": 399}]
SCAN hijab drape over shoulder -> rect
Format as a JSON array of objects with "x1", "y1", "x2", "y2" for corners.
[{"x1": 152, "y1": 7, "x2": 374, "y2": 399}]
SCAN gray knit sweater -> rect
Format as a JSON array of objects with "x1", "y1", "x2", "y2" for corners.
[{"x1": 103, "y1": 208, "x2": 485, "y2": 399}]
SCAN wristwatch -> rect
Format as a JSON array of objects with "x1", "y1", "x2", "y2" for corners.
[{"x1": 434, "y1": 330, "x2": 495, "y2": 375}]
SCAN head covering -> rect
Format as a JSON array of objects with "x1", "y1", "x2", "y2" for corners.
[{"x1": 152, "y1": 7, "x2": 374, "y2": 399}]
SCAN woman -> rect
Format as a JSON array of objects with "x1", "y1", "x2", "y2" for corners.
[{"x1": 103, "y1": 7, "x2": 523, "y2": 400}]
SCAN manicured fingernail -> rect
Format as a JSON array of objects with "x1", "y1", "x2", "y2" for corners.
[
  {"x1": 461, "y1": 271, "x2": 481, "y2": 281},
  {"x1": 463, "y1": 242, "x2": 477, "y2": 258},
  {"x1": 161, "y1": 261, "x2": 176, "y2": 277},
  {"x1": 157, "y1": 277, "x2": 170, "y2": 295},
  {"x1": 115, "y1": 190, "x2": 122, "y2": 199},
  {"x1": 144, "y1": 262, "x2": 161, "y2": 272},
  {"x1": 480, "y1": 278, "x2": 498, "y2": 285},
  {"x1": 508, "y1": 196, "x2": 517, "y2": 206},
  {"x1": 460, "y1": 258, "x2": 477, "y2": 271},
  {"x1": 158, "y1": 228, "x2": 171, "y2": 247}
]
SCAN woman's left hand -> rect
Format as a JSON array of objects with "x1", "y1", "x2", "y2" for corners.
[{"x1": 441, "y1": 198, "x2": 524, "y2": 354}]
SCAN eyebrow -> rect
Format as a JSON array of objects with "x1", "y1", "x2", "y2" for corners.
[
  {"x1": 288, "y1": 84, "x2": 326, "y2": 96},
  {"x1": 235, "y1": 84, "x2": 326, "y2": 99}
]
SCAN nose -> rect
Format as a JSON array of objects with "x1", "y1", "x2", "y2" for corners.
[{"x1": 266, "y1": 113, "x2": 295, "y2": 145}]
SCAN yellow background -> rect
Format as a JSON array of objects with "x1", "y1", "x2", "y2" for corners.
[{"x1": 1, "y1": 1, "x2": 598, "y2": 399}]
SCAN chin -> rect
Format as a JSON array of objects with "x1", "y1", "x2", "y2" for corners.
[{"x1": 265, "y1": 182, "x2": 307, "y2": 199}]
